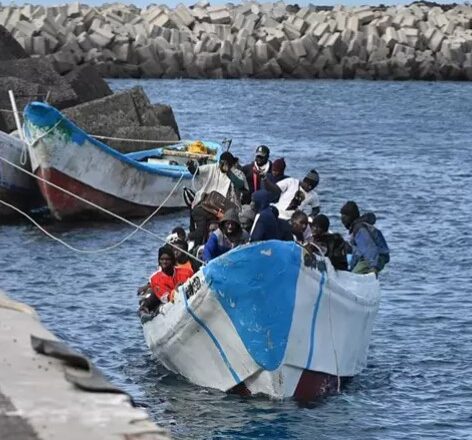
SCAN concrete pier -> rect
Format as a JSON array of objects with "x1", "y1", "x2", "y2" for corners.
[
  {"x1": 0, "y1": 290, "x2": 170, "y2": 440},
  {"x1": 1, "y1": 2, "x2": 471, "y2": 80}
]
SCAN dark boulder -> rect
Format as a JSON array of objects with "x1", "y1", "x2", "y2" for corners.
[
  {"x1": 0, "y1": 25, "x2": 28, "y2": 61},
  {"x1": 64, "y1": 64, "x2": 113, "y2": 105}
]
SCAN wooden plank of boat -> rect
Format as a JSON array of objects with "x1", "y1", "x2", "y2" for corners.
[
  {"x1": 23, "y1": 102, "x2": 221, "y2": 221},
  {"x1": 141, "y1": 240, "x2": 380, "y2": 400}
]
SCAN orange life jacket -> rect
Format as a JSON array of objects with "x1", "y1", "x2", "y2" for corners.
[{"x1": 149, "y1": 266, "x2": 193, "y2": 303}]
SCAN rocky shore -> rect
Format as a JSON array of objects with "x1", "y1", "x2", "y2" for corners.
[{"x1": 1, "y1": 2, "x2": 472, "y2": 80}]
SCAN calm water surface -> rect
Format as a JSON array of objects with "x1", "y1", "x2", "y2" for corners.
[{"x1": 1, "y1": 79, "x2": 472, "y2": 439}]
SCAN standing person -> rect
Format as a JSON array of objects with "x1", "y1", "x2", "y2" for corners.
[
  {"x1": 242, "y1": 145, "x2": 272, "y2": 200},
  {"x1": 203, "y1": 209, "x2": 249, "y2": 262},
  {"x1": 188, "y1": 152, "x2": 248, "y2": 246},
  {"x1": 267, "y1": 169, "x2": 320, "y2": 220},
  {"x1": 139, "y1": 245, "x2": 193, "y2": 312},
  {"x1": 264, "y1": 157, "x2": 289, "y2": 203},
  {"x1": 340, "y1": 201, "x2": 390, "y2": 274},
  {"x1": 250, "y1": 190, "x2": 279, "y2": 242}
]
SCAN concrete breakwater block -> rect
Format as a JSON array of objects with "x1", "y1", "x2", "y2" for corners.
[
  {"x1": 1, "y1": 3, "x2": 472, "y2": 80},
  {"x1": 63, "y1": 86, "x2": 180, "y2": 153}
]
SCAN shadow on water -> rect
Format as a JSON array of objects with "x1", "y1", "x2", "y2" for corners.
[{"x1": 1, "y1": 79, "x2": 472, "y2": 439}]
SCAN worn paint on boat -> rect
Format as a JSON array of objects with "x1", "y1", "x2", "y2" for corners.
[
  {"x1": 142, "y1": 240, "x2": 380, "y2": 400},
  {"x1": 23, "y1": 102, "x2": 221, "y2": 221}
]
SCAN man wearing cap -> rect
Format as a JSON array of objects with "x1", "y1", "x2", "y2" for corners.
[
  {"x1": 242, "y1": 145, "x2": 272, "y2": 201},
  {"x1": 187, "y1": 152, "x2": 248, "y2": 246},
  {"x1": 266, "y1": 169, "x2": 321, "y2": 221}
]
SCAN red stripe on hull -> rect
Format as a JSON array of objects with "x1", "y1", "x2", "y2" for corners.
[
  {"x1": 36, "y1": 168, "x2": 178, "y2": 221},
  {"x1": 294, "y1": 370, "x2": 348, "y2": 401}
]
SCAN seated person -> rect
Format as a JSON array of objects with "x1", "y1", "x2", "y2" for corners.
[
  {"x1": 173, "y1": 239, "x2": 194, "y2": 274},
  {"x1": 309, "y1": 214, "x2": 348, "y2": 271},
  {"x1": 203, "y1": 209, "x2": 249, "y2": 262},
  {"x1": 250, "y1": 190, "x2": 279, "y2": 242},
  {"x1": 239, "y1": 204, "x2": 256, "y2": 233},
  {"x1": 139, "y1": 245, "x2": 193, "y2": 312},
  {"x1": 290, "y1": 210, "x2": 312, "y2": 244},
  {"x1": 166, "y1": 226, "x2": 187, "y2": 244}
]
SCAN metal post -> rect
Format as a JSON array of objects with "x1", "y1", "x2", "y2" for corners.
[{"x1": 8, "y1": 90, "x2": 25, "y2": 142}]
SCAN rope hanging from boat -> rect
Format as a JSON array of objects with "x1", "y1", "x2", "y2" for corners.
[{"x1": 0, "y1": 154, "x2": 205, "y2": 264}]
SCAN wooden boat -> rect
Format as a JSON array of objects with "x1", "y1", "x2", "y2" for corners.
[
  {"x1": 141, "y1": 240, "x2": 380, "y2": 400},
  {"x1": 0, "y1": 130, "x2": 40, "y2": 220},
  {"x1": 23, "y1": 101, "x2": 221, "y2": 221}
]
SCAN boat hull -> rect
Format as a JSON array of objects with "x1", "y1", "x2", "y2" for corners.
[
  {"x1": 23, "y1": 102, "x2": 210, "y2": 221},
  {"x1": 142, "y1": 241, "x2": 380, "y2": 400},
  {"x1": 0, "y1": 131, "x2": 40, "y2": 219}
]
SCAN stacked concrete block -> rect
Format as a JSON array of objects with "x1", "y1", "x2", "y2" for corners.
[{"x1": 1, "y1": 2, "x2": 472, "y2": 80}]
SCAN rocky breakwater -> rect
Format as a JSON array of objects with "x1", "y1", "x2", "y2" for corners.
[
  {"x1": 1, "y1": 2, "x2": 472, "y2": 80},
  {"x1": 0, "y1": 24, "x2": 180, "y2": 152}
]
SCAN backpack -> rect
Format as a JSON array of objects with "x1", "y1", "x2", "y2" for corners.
[{"x1": 362, "y1": 223, "x2": 390, "y2": 267}]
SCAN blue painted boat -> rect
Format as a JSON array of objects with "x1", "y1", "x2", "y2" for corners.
[
  {"x1": 23, "y1": 101, "x2": 222, "y2": 220},
  {"x1": 141, "y1": 240, "x2": 380, "y2": 400}
]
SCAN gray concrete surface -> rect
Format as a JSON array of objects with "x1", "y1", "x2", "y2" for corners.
[{"x1": 0, "y1": 290, "x2": 170, "y2": 440}]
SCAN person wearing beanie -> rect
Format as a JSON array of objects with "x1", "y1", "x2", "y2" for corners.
[
  {"x1": 139, "y1": 244, "x2": 193, "y2": 312},
  {"x1": 173, "y1": 239, "x2": 194, "y2": 275},
  {"x1": 187, "y1": 150, "x2": 249, "y2": 246},
  {"x1": 266, "y1": 168, "x2": 321, "y2": 221},
  {"x1": 242, "y1": 145, "x2": 272, "y2": 200},
  {"x1": 340, "y1": 201, "x2": 390, "y2": 274}
]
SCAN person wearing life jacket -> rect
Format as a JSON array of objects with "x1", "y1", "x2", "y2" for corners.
[
  {"x1": 173, "y1": 239, "x2": 195, "y2": 275},
  {"x1": 241, "y1": 145, "x2": 272, "y2": 203},
  {"x1": 250, "y1": 190, "x2": 279, "y2": 242},
  {"x1": 309, "y1": 214, "x2": 348, "y2": 271},
  {"x1": 340, "y1": 201, "x2": 390, "y2": 274},
  {"x1": 187, "y1": 151, "x2": 248, "y2": 247},
  {"x1": 203, "y1": 208, "x2": 249, "y2": 262},
  {"x1": 139, "y1": 245, "x2": 193, "y2": 312}
]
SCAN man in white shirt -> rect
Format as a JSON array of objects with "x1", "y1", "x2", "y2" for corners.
[{"x1": 269, "y1": 169, "x2": 320, "y2": 220}]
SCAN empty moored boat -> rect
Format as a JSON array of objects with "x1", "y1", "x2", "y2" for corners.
[
  {"x1": 23, "y1": 102, "x2": 222, "y2": 221},
  {"x1": 141, "y1": 240, "x2": 380, "y2": 400}
]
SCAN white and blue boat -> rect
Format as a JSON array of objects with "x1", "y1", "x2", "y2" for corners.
[
  {"x1": 23, "y1": 101, "x2": 222, "y2": 220},
  {"x1": 142, "y1": 240, "x2": 380, "y2": 400}
]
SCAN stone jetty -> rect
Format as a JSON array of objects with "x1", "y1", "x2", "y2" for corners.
[
  {"x1": 1, "y1": 2, "x2": 471, "y2": 80},
  {"x1": 0, "y1": 289, "x2": 170, "y2": 440}
]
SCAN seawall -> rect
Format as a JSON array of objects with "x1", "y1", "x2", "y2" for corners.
[{"x1": 1, "y1": 2, "x2": 472, "y2": 80}]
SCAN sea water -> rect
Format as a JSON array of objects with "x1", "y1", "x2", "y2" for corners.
[{"x1": 1, "y1": 79, "x2": 472, "y2": 439}]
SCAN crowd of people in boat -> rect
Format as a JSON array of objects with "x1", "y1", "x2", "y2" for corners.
[{"x1": 138, "y1": 145, "x2": 390, "y2": 314}]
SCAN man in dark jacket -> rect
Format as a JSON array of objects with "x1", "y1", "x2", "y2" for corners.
[
  {"x1": 203, "y1": 208, "x2": 249, "y2": 262},
  {"x1": 250, "y1": 190, "x2": 279, "y2": 242},
  {"x1": 340, "y1": 201, "x2": 389, "y2": 274},
  {"x1": 242, "y1": 145, "x2": 272, "y2": 202}
]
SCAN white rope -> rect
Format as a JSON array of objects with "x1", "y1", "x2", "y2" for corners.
[{"x1": 0, "y1": 154, "x2": 205, "y2": 264}]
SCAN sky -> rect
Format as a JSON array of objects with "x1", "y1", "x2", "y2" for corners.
[{"x1": 2, "y1": 0, "x2": 464, "y2": 8}]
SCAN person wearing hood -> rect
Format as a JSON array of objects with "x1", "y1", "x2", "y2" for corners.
[
  {"x1": 340, "y1": 201, "x2": 390, "y2": 274},
  {"x1": 187, "y1": 151, "x2": 248, "y2": 246},
  {"x1": 139, "y1": 245, "x2": 193, "y2": 312},
  {"x1": 250, "y1": 190, "x2": 279, "y2": 242},
  {"x1": 203, "y1": 208, "x2": 249, "y2": 262}
]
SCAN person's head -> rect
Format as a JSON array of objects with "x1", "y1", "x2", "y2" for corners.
[
  {"x1": 340, "y1": 201, "x2": 360, "y2": 230},
  {"x1": 173, "y1": 239, "x2": 189, "y2": 264},
  {"x1": 300, "y1": 169, "x2": 319, "y2": 192},
  {"x1": 172, "y1": 227, "x2": 186, "y2": 242},
  {"x1": 251, "y1": 190, "x2": 271, "y2": 213},
  {"x1": 291, "y1": 210, "x2": 309, "y2": 237},
  {"x1": 219, "y1": 151, "x2": 236, "y2": 172},
  {"x1": 158, "y1": 245, "x2": 176, "y2": 273},
  {"x1": 239, "y1": 204, "x2": 256, "y2": 232},
  {"x1": 311, "y1": 214, "x2": 330, "y2": 236},
  {"x1": 271, "y1": 157, "x2": 286, "y2": 178},
  {"x1": 254, "y1": 145, "x2": 270, "y2": 167},
  {"x1": 220, "y1": 209, "x2": 242, "y2": 239}
]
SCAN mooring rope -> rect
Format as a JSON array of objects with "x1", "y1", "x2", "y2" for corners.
[{"x1": 0, "y1": 154, "x2": 205, "y2": 264}]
